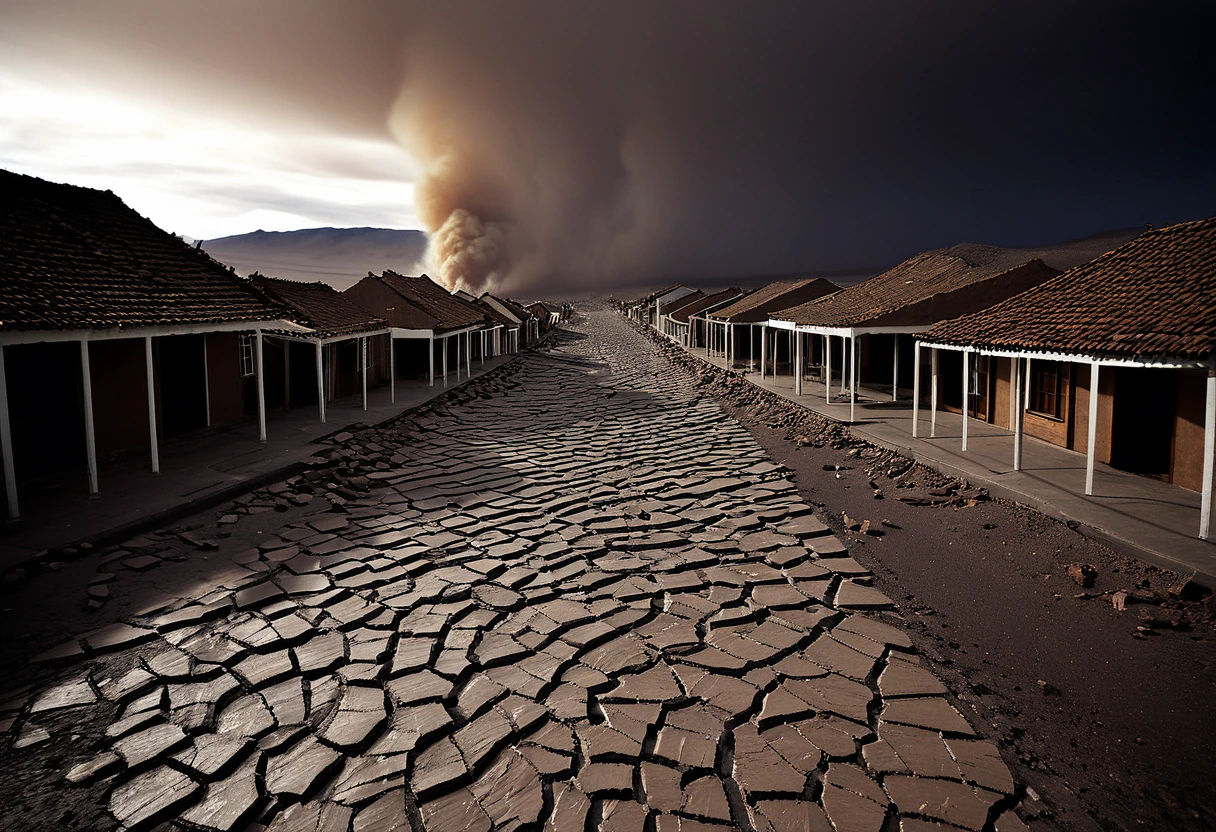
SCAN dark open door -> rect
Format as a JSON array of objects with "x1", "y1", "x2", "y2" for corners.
[{"x1": 1110, "y1": 367, "x2": 1175, "y2": 479}]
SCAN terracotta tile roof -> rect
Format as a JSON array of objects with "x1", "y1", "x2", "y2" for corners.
[
  {"x1": 771, "y1": 244, "x2": 1063, "y2": 329},
  {"x1": 481, "y1": 294, "x2": 534, "y2": 324},
  {"x1": 248, "y1": 274, "x2": 387, "y2": 339},
  {"x1": 924, "y1": 217, "x2": 1216, "y2": 361},
  {"x1": 0, "y1": 170, "x2": 289, "y2": 333},
  {"x1": 708, "y1": 278, "x2": 839, "y2": 323},
  {"x1": 660, "y1": 290, "x2": 705, "y2": 316},
  {"x1": 474, "y1": 297, "x2": 519, "y2": 328},
  {"x1": 670, "y1": 288, "x2": 746, "y2": 323},
  {"x1": 378, "y1": 272, "x2": 489, "y2": 332}
]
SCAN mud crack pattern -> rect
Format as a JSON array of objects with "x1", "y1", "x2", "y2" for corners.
[{"x1": 5, "y1": 308, "x2": 1027, "y2": 832}]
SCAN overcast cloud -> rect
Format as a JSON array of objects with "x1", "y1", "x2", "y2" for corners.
[{"x1": 1, "y1": 1, "x2": 1212, "y2": 292}]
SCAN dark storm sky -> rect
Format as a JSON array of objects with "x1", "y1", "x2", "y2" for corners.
[{"x1": 1, "y1": 1, "x2": 1212, "y2": 291}]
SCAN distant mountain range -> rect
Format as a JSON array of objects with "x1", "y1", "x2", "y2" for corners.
[{"x1": 202, "y1": 227, "x2": 429, "y2": 290}]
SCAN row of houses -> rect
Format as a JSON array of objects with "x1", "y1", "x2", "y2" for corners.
[
  {"x1": 621, "y1": 218, "x2": 1216, "y2": 540},
  {"x1": 0, "y1": 170, "x2": 560, "y2": 521}
]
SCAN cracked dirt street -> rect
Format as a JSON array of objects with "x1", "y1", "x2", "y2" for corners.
[{"x1": 0, "y1": 308, "x2": 1032, "y2": 831}]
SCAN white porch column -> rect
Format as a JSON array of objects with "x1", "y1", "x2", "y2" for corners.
[
  {"x1": 0, "y1": 347, "x2": 17, "y2": 520},
  {"x1": 316, "y1": 341, "x2": 326, "y2": 423},
  {"x1": 389, "y1": 336, "x2": 396, "y2": 404},
  {"x1": 429, "y1": 334, "x2": 435, "y2": 386},
  {"x1": 145, "y1": 336, "x2": 160, "y2": 473},
  {"x1": 480, "y1": 330, "x2": 486, "y2": 367},
  {"x1": 961, "y1": 348, "x2": 969, "y2": 452},
  {"x1": 892, "y1": 335, "x2": 899, "y2": 401},
  {"x1": 360, "y1": 337, "x2": 368, "y2": 411},
  {"x1": 1013, "y1": 357, "x2": 1025, "y2": 471},
  {"x1": 442, "y1": 335, "x2": 449, "y2": 383},
  {"x1": 255, "y1": 331, "x2": 267, "y2": 443},
  {"x1": 825, "y1": 335, "x2": 832, "y2": 402},
  {"x1": 930, "y1": 348, "x2": 939, "y2": 437},
  {"x1": 202, "y1": 335, "x2": 211, "y2": 427},
  {"x1": 839, "y1": 335, "x2": 848, "y2": 395},
  {"x1": 466, "y1": 331, "x2": 471, "y2": 377},
  {"x1": 80, "y1": 340, "x2": 98, "y2": 496},
  {"x1": 455, "y1": 333, "x2": 461, "y2": 381},
  {"x1": 1085, "y1": 360, "x2": 1100, "y2": 496},
  {"x1": 795, "y1": 331, "x2": 803, "y2": 396},
  {"x1": 1200, "y1": 360, "x2": 1215, "y2": 539},
  {"x1": 912, "y1": 340, "x2": 921, "y2": 438},
  {"x1": 760, "y1": 327, "x2": 767, "y2": 377},
  {"x1": 849, "y1": 334, "x2": 858, "y2": 423}
]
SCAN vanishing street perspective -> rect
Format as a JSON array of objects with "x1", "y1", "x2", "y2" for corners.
[{"x1": 2, "y1": 4, "x2": 1215, "y2": 832}]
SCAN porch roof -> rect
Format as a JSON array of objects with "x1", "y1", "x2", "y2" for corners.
[
  {"x1": 708, "y1": 278, "x2": 839, "y2": 323},
  {"x1": 671, "y1": 287, "x2": 745, "y2": 323},
  {"x1": 924, "y1": 216, "x2": 1216, "y2": 361}
]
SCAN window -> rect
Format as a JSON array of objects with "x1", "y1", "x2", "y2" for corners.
[
  {"x1": 239, "y1": 334, "x2": 255, "y2": 378},
  {"x1": 1029, "y1": 359, "x2": 1063, "y2": 418}
]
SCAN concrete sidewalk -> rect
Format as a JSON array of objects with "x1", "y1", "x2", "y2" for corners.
[
  {"x1": 692, "y1": 346, "x2": 1216, "y2": 583},
  {"x1": 0, "y1": 354, "x2": 517, "y2": 570}
]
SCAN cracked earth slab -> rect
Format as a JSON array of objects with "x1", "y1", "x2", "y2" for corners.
[{"x1": 0, "y1": 307, "x2": 1029, "y2": 832}]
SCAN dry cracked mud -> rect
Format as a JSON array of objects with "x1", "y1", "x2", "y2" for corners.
[{"x1": 0, "y1": 308, "x2": 1032, "y2": 832}]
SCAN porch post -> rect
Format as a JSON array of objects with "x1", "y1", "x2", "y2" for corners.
[
  {"x1": 930, "y1": 348, "x2": 939, "y2": 437},
  {"x1": 255, "y1": 330, "x2": 267, "y2": 442},
  {"x1": 0, "y1": 347, "x2": 17, "y2": 520},
  {"x1": 389, "y1": 335, "x2": 396, "y2": 404},
  {"x1": 825, "y1": 335, "x2": 832, "y2": 402},
  {"x1": 840, "y1": 335, "x2": 848, "y2": 395},
  {"x1": 429, "y1": 333, "x2": 435, "y2": 386},
  {"x1": 481, "y1": 330, "x2": 486, "y2": 367},
  {"x1": 315, "y1": 341, "x2": 326, "y2": 423},
  {"x1": 361, "y1": 337, "x2": 368, "y2": 411},
  {"x1": 795, "y1": 331, "x2": 803, "y2": 396},
  {"x1": 1085, "y1": 360, "x2": 1100, "y2": 496},
  {"x1": 760, "y1": 326, "x2": 767, "y2": 377},
  {"x1": 145, "y1": 335, "x2": 160, "y2": 473},
  {"x1": 202, "y1": 335, "x2": 211, "y2": 427},
  {"x1": 1200, "y1": 359, "x2": 1215, "y2": 539},
  {"x1": 912, "y1": 340, "x2": 921, "y2": 438},
  {"x1": 466, "y1": 331, "x2": 471, "y2": 377},
  {"x1": 1013, "y1": 357, "x2": 1025, "y2": 471},
  {"x1": 442, "y1": 335, "x2": 449, "y2": 383},
  {"x1": 961, "y1": 348, "x2": 969, "y2": 452},
  {"x1": 892, "y1": 334, "x2": 899, "y2": 401},
  {"x1": 283, "y1": 337, "x2": 291, "y2": 410},
  {"x1": 849, "y1": 333, "x2": 858, "y2": 423},
  {"x1": 80, "y1": 340, "x2": 99, "y2": 496}
]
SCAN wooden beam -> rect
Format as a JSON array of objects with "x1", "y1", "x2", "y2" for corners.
[
  {"x1": 80, "y1": 340, "x2": 98, "y2": 496},
  {"x1": 145, "y1": 336, "x2": 160, "y2": 473}
]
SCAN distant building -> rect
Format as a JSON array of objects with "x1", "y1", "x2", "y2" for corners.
[
  {"x1": 706, "y1": 278, "x2": 839, "y2": 372},
  {"x1": 918, "y1": 218, "x2": 1216, "y2": 538},
  {"x1": 248, "y1": 274, "x2": 391, "y2": 422},
  {"x1": 671, "y1": 288, "x2": 748, "y2": 349},
  {"x1": 343, "y1": 272, "x2": 492, "y2": 385},
  {"x1": 0, "y1": 170, "x2": 298, "y2": 520}
]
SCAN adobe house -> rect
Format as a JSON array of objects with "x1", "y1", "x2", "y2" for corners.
[
  {"x1": 706, "y1": 278, "x2": 839, "y2": 372},
  {"x1": 248, "y1": 275, "x2": 391, "y2": 422},
  {"x1": 917, "y1": 217, "x2": 1215, "y2": 538},
  {"x1": 480, "y1": 293, "x2": 536, "y2": 350},
  {"x1": 623, "y1": 284, "x2": 682, "y2": 325},
  {"x1": 0, "y1": 171, "x2": 298, "y2": 520},
  {"x1": 768, "y1": 245, "x2": 1061, "y2": 421},
  {"x1": 656, "y1": 290, "x2": 704, "y2": 340},
  {"x1": 344, "y1": 272, "x2": 490, "y2": 386},
  {"x1": 673, "y1": 288, "x2": 747, "y2": 349}
]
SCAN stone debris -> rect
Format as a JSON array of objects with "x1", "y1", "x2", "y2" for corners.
[{"x1": 6, "y1": 306, "x2": 1029, "y2": 831}]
